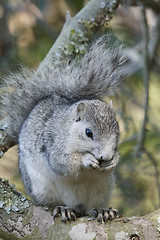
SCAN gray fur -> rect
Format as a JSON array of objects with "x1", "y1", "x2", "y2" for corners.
[{"x1": 1, "y1": 35, "x2": 127, "y2": 216}]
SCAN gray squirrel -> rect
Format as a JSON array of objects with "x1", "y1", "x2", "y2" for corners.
[{"x1": 1, "y1": 35, "x2": 127, "y2": 223}]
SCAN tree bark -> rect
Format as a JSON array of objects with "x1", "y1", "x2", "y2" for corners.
[{"x1": 0, "y1": 179, "x2": 160, "y2": 240}]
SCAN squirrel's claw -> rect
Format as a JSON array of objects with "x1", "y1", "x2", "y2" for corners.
[
  {"x1": 53, "y1": 206, "x2": 80, "y2": 223},
  {"x1": 82, "y1": 153, "x2": 100, "y2": 169},
  {"x1": 88, "y1": 207, "x2": 118, "y2": 223}
]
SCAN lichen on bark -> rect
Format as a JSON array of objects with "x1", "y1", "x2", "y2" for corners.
[{"x1": 0, "y1": 178, "x2": 30, "y2": 215}]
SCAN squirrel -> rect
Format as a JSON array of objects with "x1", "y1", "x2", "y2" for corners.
[{"x1": 1, "y1": 35, "x2": 127, "y2": 223}]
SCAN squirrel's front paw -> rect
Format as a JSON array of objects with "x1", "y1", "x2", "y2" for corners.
[
  {"x1": 88, "y1": 207, "x2": 118, "y2": 223},
  {"x1": 82, "y1": 154, "x2": 100, "y2": 169},
  {"x1": 53, "y1": 206, "x2": 81, "y2": 223}
]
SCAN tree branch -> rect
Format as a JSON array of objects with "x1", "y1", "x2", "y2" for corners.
[
  {"x1": 0, "y1": 120, "x2": 14, "y2": 158},
  {"x1": 149, "y1": 14, "x2": 160, "y2": 63},
  {"x1": 0, "y1": 179, "x2": 160, "y2": 240},
  {"x1": 135, "y1": 6, "x2": 149, "y2": 154},
  {"x1": 144, "y1": 150, "x2": 160, "y2": 207},
  {"x1": 121, "y1": 0, "x2": 160, "y2": 14},
  {"x1": 120, "y1": 11, "x2": 160, "y2": 75},
  {"x1": 38, "y1": 0, "x2": 119, "y2": 71},
  {"x1": 133, "y1": 7, "x2": 160, "y2": 208}
]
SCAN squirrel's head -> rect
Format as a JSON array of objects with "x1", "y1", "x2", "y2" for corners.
[{"x1": 66, "y1": 99, "x2": 119, "y2": 169}]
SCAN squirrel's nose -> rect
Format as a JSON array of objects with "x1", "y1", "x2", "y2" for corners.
[
  {"x1": 98, "y1": 156, "x2": 105, "y2": 163},
  {"x1": 99, "y1": 155, "x2": 113, "y2": 162},
  {"x1": 99, "y1": 156, "x2": 104, "y2": 165}
]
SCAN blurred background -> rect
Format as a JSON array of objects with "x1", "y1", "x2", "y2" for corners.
[{"x1": 0, "y1": 0, "x2": 160, "y2": 217}]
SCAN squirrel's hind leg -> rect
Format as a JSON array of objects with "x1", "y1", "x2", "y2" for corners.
[
  {"x1": 53, "y1": 206, "x2": 82, "y2": 223},
  {"x1": 87, "y1": 207, "x2": 118, "y2": 223}
]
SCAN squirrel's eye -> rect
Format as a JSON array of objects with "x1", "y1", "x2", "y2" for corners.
[{"x1": 85, "y1": 128, "x2": 93, "y2": 139}]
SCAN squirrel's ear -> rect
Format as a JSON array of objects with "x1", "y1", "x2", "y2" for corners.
[
  {"x1": 75, "y1": 102, "x2": 85, "y2": 122},
  {"x1": 108, "y1": 100, "x2": 113, "y2": 109}
]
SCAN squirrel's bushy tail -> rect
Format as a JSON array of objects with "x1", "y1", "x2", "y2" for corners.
[
  {"x1": 55, "y1": 36, "x2": 128, "y2": 101},
  {"x1": 0, "y1": 34, "x2": 127, "y2": 143}
]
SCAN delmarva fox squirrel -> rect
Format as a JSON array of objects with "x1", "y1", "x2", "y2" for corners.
[{"x1": 1, "y1": 35, "x2": 127, "y2": 223}]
